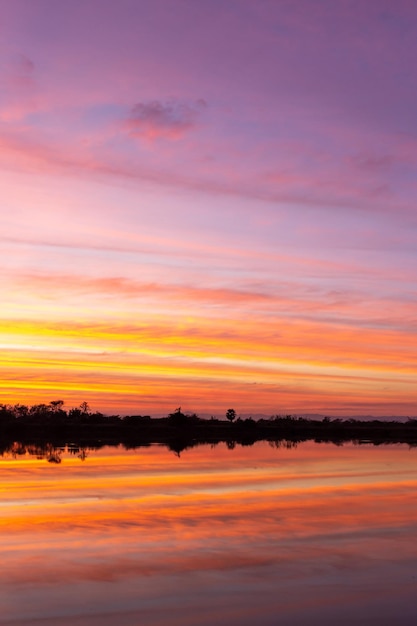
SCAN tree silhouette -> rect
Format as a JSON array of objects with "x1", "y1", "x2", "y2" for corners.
[
  {"x1": 79, "y1": 401, "x2": 90, "y2": 415},
  {"x1": 168, "y1": 407, "x2": 189, "y2": 427},
  {"x1": 50, "y1": 400, "x2": 64, "y2": 413},
  {"x1": 226, "y1": 408, "x2": 236, "y2": 422}
]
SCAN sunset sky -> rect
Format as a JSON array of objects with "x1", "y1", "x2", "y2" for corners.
[{"x1": 1, "y1": 0, "x2": 417, "y2": 416}]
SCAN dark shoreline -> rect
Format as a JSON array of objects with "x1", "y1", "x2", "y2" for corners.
[{"x1": 2, "y1": 406, "x2": 417, "y2": 458}]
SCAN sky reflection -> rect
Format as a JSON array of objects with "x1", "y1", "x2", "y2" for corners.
[{"x1": 1, "y1": 442, "x2": 417, "y2": 625}]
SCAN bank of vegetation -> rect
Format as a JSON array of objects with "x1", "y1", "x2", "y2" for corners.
[{"x1": 1, "y1": 401, "x2": 417, "y2": 456}]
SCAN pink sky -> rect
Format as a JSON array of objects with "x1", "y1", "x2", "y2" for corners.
[{"x1": 1, "y1": 0, "x2": 417, "y2": 416}]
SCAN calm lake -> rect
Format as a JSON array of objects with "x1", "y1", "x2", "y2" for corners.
[{"x1": 1, "y1": 441, "x2": 417, "y2": 625}]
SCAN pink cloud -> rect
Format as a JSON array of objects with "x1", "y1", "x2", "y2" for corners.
[
  {"x1": 126, "y1": 99, "x2": 207, "y2": 141},
  {"x1": 5, "y1": 53, "x2": 35, "y2": 87},
  {"x1": 1, "y1": 116, "x2": 416, "y2": 220},
  {"x1": 0, "y1": 52, "x2": 38, "y2": 122}
]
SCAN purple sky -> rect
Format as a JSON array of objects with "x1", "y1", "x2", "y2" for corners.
[{"x1": 1, "y1": 0, "x2": 417, "y2": 415}]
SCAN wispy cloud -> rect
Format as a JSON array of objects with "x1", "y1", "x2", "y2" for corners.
[
  {"x1": 0, "y1": 53, "x2": 37, "y2": 121},
  {"x1": 6, "y1": 53, "x2": 35, "y2": 86},
  {"x1": 126, "y1": 99, "x2": 207, "y2": 140}
]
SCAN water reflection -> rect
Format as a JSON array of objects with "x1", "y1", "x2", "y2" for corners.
[
  {"x1": 1, "y1": 442, "x2": 417, "y2": 625},
  {"x1": 0, "y1": 434, "x2": 410, "y2": 464}
]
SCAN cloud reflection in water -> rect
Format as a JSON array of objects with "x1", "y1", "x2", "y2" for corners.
[{"x1": 1, "y1": 442, "x2": 417, "y2": 625}]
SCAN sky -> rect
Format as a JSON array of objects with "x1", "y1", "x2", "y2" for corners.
[{"x1": 1, "y1": 0, "x2": 417, "y2": 417}]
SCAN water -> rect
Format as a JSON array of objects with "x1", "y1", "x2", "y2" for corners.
[{"x1": 1, "y1": 441, "x2": 417, "y2": 625}]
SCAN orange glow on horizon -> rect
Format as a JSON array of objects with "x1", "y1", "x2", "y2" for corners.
[{"x1": 1, "y1": 315, "x2": 416, "y2": 415}]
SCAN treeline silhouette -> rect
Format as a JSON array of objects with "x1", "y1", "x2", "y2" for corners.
[{"x1": 1, "y1": 401, "x2": 417, "y2": 456}]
